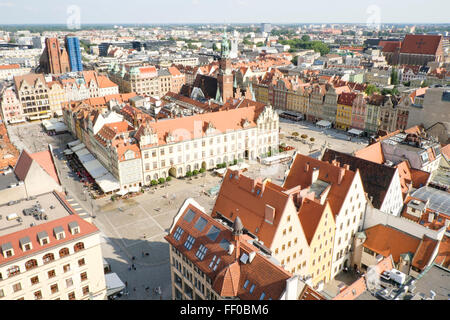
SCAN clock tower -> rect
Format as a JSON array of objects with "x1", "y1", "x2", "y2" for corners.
[{"x1": 217, "y1": 29, "x2": 234, "y2": 104}]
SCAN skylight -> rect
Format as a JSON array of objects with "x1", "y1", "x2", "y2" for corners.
[
  {"x1": 206, "y1": 225, "x2": 221, "y2": 241},
  {"x1": 184, "y1": 209, "x2": 196, "y2": 223},
  {"x1": 173, "y1": 227, "x2": 184, "y2": 241},
  {"x1": 243, "y1": 280, "x2": 250, "y2": 289},
  {"x1": 184, "y1": 235, "x2": 195, "y2": 250},
  {"x1": 194, "y1": 217, "x2": 208, "y2": 232},
  {"x1": 219, "y1": 238, "x2": 230, "y2": 251},
  {"x1": 208, "y1": 255, "x2": 221, "y2": 271},
  {"x1": 259, "y1": 292, "x2": 266, "y2": 300},
  {"x1": 249, "y1": 284, "x2": 256, "y2": 294},
  {"x1": 195, "y1": 244, "x2": 208, "y2": 261}
]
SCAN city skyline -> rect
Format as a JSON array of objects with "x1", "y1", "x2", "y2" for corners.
[{"x1": 0, "y1": 0, "x2": 449, "y2": 25}]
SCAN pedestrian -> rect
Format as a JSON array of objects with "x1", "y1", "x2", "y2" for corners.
[
  {"x1": 125, "y1": 281, "x2": 128, "y2": 288},
  {"x1": 132, "y1": 256, "x2": 135, "y2": 261},
  {"x1": 133, "y1": 287, "x2": 136, "y2": 292},
  {"x1": 142, "y1": 251, "x2": 144, "y2": 257}
]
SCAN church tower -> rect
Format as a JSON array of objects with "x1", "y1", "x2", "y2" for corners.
[{"x1": 217, "y1": 29, "x2": 234, "y2": 104}]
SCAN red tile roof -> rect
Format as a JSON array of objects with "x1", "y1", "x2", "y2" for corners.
[
  {"x1": 283, "y1": 154, "x2": 356, "y2": 218},
  {"x1": 30, "y1": 150, "x2": 60, "y2": 185},
  {"x1": 400, "y1": 34, "x2": 442, "y2": 55},
  {"x1": 0, "y1": 214, "x2": 99, "y2": 266},
  {"x1": 165, "y1": 201, "x2": 292, "y2": 300},
  {"x1": 411, "y1": 235, "x2": 438, "y2": 270},
  {"x1": 212, "y1": 170, "x2": 291, "y2": 248},
  {"x1": 363, "y1": 224, "x2": 421, "y2": 264}
]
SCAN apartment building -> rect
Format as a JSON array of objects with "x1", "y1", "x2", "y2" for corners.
[
  {"x1": 284, "y1": 154, "x2": 368, "y2": 278},
  {"x1": 212, "y1": 170, "x2": 311, "y2": 279},
  {"x1": 135, "y1": 105, "x2": 279, "y2": 182},
  {"x1": 336, "y1": 92, "x2": 357, "y2": 131},
  {"x1": 322, "y1": 149, "x2": 404, "y2": 216},
  {"x1": 0, "y1": 192, "x2": 107, "y2": 300},
  {"x1": 0, "y1": 87, "x2": 25, "y2": 124},
  {"x1": 108, "y1": 64, "x2": 182, "y2": 97},
  {"x1": 0, "y1": 64, "x2": 31, "y2": 81},
  {"x1": 165, "y1": 198, "x2": 321, "y2": 300},
  {"x1": 13, "y1": 73, "x2": 51, "y2": 120}
]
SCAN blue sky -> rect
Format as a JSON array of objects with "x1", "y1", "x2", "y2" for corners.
[{"x1": 0, "y1": 0, "x2": 449, "y2": 25}]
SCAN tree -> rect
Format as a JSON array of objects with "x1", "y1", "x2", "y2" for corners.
[
  {"x1": 421, "y1": 81, "x2": 430, "y2": 88},
  {"x1": 151, "y1": 180, "x2": 158, "y2": 186},
  {"x1": 212, "y1": 43, "x2": 218, "y2": 52},
  {"x1": 301, "y1": 134, "x2": 308, "y2": 139},
  {"x1": 233, "y1": 159, "x2": 238, "y2": 165},
  {"x1": 243, "y1": 38, "x2": 252, "y2": 46},
  {"x1": 390, "y1": 68, "x2": 399, "y2": 85},
  {"x1": 364, "y1": 84, "x2": 380, "y2": 96},
  {"x1": 301, "y1": 35, "x2": 310, "y2": 42},
  {"x1": 199, "y1": 168, "x2": 206, "y2": 174},
  {"x1": 292, "y1": 56, "x2": 299, "y2": 66},
  {"x1": 193, "y1": 169, "x2": 199, "y2": 176},
  {"x1": 166, "y1": 176, "x2": 172, "y2": 182},
  {"x1": 158, "y1": 178, "x2": 165, "y2": 184},
  {"x1": 256, "y1": 42, "x2": 264, "y2": 47},
  {"x1": 185, "y1": 171, "x2": 193, "y2": 178},
  {"x1": 292, "y1": 132, "x2": 299, "y2": 137},
  {"x1": 310, "y1": 137, "x2": 315, "y2": 142}
]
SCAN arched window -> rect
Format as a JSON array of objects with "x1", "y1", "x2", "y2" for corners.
[
  {"x1": 59, "y1": 248, "x2": 70, "y2": 258},
  {"x1": 25, "y1": 259, "x2": 38, "y2": 271},
  {"x1": 7, "y1": 265, "x2": 20, "y2": 277},
  {"x1": 74, "y1": 242, "x2": 85, "y2": 252},
  {"x1": 43, "y1": 253, "x2": 55, "y2": 264}
]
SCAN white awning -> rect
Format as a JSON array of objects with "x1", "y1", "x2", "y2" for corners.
[
  {"x1": 70, "y1": 143, "x2": 86, "y2": 152},
  {"x1": 96, "y1": 173, "x2": 120, "y2": 193},
  {"x1": 105, "y1": 273, "x2": 126, "y2": 296},
  {"x1": 316, "y1": 120, "x2": 332, "y2": 128},
  {"x1": 75, "y1": 148, "x2": 90, "y2": 157},
  {"x1": 67, "y1": 140, "x2": 81, "y2": 148},
  {"x1": 348, "y1": 128, "x2": 364, "y2": 136},
  {"x1": 79, "y1": 153, "x2": 96, "y2": 163},
  {"x1": 83, "y1": 159, "x2": 109, "y2": 179},
  {"x1": 228, "y1": 162, "x2": 249, "y2": 171},
  {"x1": 42, "y1": 119, "x2": 68, "y2": 132}
]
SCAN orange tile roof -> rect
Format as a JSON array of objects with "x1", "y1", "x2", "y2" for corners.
[
  {"x1": 434, "y1": 235, "x2": 450, "y2": 269},
  {"x1": 363, "y1": 224, "x2": 421, "y2": 264},
  {"x1": 400, "y1": 34, "x2": 442, "y2": 55},
  {"x1": 354, "y1": 142, "x2": 385, "y2": 164},
  {"x1": 97, "y1": 75, "x2": 118, "y2": 88},
  {"x1": 164, "y1": 202, "x2": 292, "y2": 300},
  {"x1": 0, "y1": 214, "x2": 98, "y2": 266},
  {"x1": 30, "y1": 150, "x2": 60, "y2": 185},
  {"x1": 0, "y1": 64, "x2": 20, "y2": 70},
  {"x1": 212, "y1": 170, "x2": 291, "y2": 248},
  {"x1": 333, "y1": 276, "x2": 367, "y2": 300},
  {"x1": 0, "y1": 122, "x2": 19, "y2": 171},
  {"x1": 146, "y1": 107, "x2": 260, "y2": 146},
  {"x1": 283, "y1": 154, "x2": 356, "y2": 218},
  {"x1": 411, "y1": 235, "x2": 438, "y2": 270},
  {"x1": 298, "y1": 198, "x2": 327, "y2": 245}
]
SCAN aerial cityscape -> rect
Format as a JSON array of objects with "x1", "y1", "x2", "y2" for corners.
[{"x1": 0, "y1": 0, "x2": 449, "y2": 306}]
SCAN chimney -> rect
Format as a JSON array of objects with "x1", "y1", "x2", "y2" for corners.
[
  {"x1": 343, "y1": 164, "x2": 350, "y2": 170},
  {"x1": 304, "y1": 162, "x2": 310, "y2": 172},
  {"x1": 311, "y1": 168, "x2": 319, "y2": 184},
  {"x1": 338, "y1": 167, "x2": 345, "y2": 185},
  {"x1": 228, "y1": 243, "x2": 235, "y2": 255},
  {"x1": 248, "y1": 251, "x2": 256, "y2": 263},
  {"x1": 428, "y1": 212, "x2": 434, "y2": 223},
  {"x1": 264, "y1": 204, "x2": 275, "y2": 224},
  {"x1": 232, "y1": 217, "x2": 244, "y2": 262}
]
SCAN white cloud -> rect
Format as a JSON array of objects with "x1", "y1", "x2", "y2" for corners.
[{"x1": 0, "y1": 2, "x2": 14, "y2": 7}]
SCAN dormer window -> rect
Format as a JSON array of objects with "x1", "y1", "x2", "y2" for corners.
[
  {"x1": 19, "y1": 236, "x2": 32, "y2": 251},
  {"x1": 53, "y1": 226, "x2": 65, "y2": 240},
  {"x1": 37, "y1": 231, "x2": 49, "y2": 246},
  {"x1": 1, "y1": 242, "x2": 14, "y2": 258},
  {"x1": 68, "y1": 221, "x2": 80, "y2": 235}
]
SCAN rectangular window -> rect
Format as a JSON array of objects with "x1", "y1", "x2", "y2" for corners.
[
  {"x1": 184, "y1": 235, "x2": 195, "y2": 250},
  {"x1": 82, "y1": 286, "x2": 89, "y2": 295},
  {"x1": 78, "y1": 258, "x2": 85, "y2": 267},
  {"x1": 48, "y1": 270, "x2": 56, "y2": 278},
  {"x1": 34, "y1": 290, "x2": 42, "y2": 300},
  {"x1": 13, "y1": 283, "x2": 22, "y2": 292},
  {"x1": 195, "y1": 244, "x2": 208, "y2": 261},
  {"x1": 66, "y1": 278, "x2": 73, "y2": 288},
  {"x1": 30, "y1": 276, "x2": 39, "y2": 285},
  {"x1": 68, "y1": 292, "x2": 75, "y2": 300},
  {"x1": 63, "y1": 264, "x2": 70, "y2": 273},
  {"x1": 50, "y1": 284, "x2": 58, "y2": 294},
  {"x1": 173, "y1": 227, "x2": 184, "y2": 241},
  {"x1": 80, "y1": 272, "x2": 88, "y2": 281}
]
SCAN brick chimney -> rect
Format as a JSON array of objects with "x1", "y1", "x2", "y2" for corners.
[
  {"x1": 264, "y1": 204, "x2": 275, "y2": 224},
  {"x1": 338, "y1": 167, "x2": 345, "y2": 185}
]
